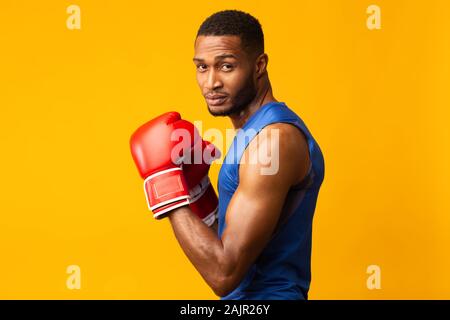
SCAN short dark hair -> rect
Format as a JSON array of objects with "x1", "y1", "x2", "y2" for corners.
[{"x1": 196, "y1": 10, "x2": 264, "y2": 57}]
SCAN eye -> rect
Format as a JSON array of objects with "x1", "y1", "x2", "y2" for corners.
[
  {"x1": 221, "y1": 64, "x2": 234, "y2": 72},
  {"x1": 197, "y1": 64, "x2": 207, "y2": 72}
]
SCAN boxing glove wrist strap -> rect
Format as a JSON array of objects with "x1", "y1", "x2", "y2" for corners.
[{"x1": 143, "y1": 167, "x2": 190, "y2": 214}]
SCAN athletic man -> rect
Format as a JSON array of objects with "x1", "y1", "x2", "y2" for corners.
[{"x1": 130, "y1": 10, "x2": 324, "y2": 300}]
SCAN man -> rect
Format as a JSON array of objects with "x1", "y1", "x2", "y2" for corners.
[{"x1": 130, "y1": 10, "x2": 324, "y2": 300}]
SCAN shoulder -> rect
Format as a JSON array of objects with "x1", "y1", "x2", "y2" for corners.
[
  {"x1": 264, "y1": 122, "x2": 307, "y2": 149},
  {"x1": 240, "y1": 122, "x2": 310, "y2": 187}
]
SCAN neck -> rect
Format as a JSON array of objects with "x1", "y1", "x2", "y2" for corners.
[{"x1": 229, "y1": 80, "x2": 277, "y2": 129}]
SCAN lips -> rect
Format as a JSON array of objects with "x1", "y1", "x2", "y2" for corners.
[{"x1": 206, "y1": 95, "x2": 228, "y2": 106}]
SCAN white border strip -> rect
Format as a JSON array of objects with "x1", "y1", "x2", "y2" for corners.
[{"x1": 153, "y1": 199, "x2": 191, "y2": 218}]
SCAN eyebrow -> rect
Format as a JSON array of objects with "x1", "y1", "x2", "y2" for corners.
[{"x1": 193, "y1": 53, "x2": 238, "y2": 62}]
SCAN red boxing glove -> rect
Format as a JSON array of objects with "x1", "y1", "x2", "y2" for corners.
[
  {"x1": 130, "y1": 112, "x2": 200, "y2": 219},
  {"x1": 183, "y1": 140, "x2": 221, "y2": 226}
]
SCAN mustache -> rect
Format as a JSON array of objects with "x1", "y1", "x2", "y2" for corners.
[{"x1": 204, "y1": 92, "x2": 228, "y2": 98}]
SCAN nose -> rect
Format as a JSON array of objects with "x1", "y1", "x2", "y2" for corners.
[{"x1": 205, "y1": 68, "x2": 223, "y2": 91}]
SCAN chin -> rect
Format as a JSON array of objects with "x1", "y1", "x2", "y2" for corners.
[{"x1": 207, "y1": 104, "x2": 234, "y2": 117}]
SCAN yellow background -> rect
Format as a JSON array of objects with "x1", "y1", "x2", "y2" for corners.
[{"x1": 1, "y1": 0, "x2": 449, "y2": 299}]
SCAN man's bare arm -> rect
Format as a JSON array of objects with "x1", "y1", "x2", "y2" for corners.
[{"x1": 167, "y1": 123, "x2": 310, "y2": 296}]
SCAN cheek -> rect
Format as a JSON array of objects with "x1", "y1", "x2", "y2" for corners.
[{"x1": 226, "y1": 71, "x2": 250, "y2": 93}]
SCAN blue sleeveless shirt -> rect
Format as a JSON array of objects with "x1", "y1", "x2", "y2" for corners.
[{"x1": 217, "y1": 101, "x2": 325, "y2": 300}]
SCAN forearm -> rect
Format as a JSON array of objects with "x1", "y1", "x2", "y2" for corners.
[{"x1": 167, "y1": 206, "x2": 232, "y2": 296}]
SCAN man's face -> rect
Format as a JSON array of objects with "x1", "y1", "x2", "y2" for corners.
[{"x1": 193, "y1": 35, "x2": 257, "y2": 116}]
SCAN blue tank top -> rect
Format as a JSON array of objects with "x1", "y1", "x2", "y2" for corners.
[{"x1": 217, "y1": 101, "x2": 325, "y2": 300}]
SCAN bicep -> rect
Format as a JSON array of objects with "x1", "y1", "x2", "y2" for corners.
[
  {"x1": 221, "y1": 176, "x2": 288, "y2": 264},
  {"x1": 218, "y1": 179, "x2": 289, "y2": 291}
]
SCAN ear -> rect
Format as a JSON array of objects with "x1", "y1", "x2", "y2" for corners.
[{"x1": 255, "y1": 53, "x2": 269, "y2": 78}]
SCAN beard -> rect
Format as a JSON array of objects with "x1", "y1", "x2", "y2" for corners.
[{"x1": 206, "y1": 75, "x2": 257, "y2": 117}]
